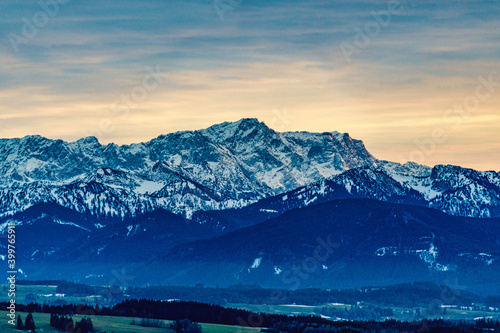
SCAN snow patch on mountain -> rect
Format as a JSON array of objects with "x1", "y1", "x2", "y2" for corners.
[
  {"x1": 97, "y1": 245, "x2": 106, "y2": 255},
  {"x1": 134, "y1": 180, "x2": 165, "y2": 194},
  {"x1": 260, "y1": 209, "x2": 278, "y2": 213},
  {"x1": 389, "y1": 173, "x2": 441, "y2": 200},
  {"x1": 250, "y1": 257, "x2": 262, "y2": 269},
  {"x1": 53, "y1": 219, "x2": 91, "y2": 232},
  {"x1": 126, "y1": 225, "x2": 133, "y2": 237},
  {"x1": 459, "y1": 252, "x2": 496, "y2": 266},
  {"x1": 375, "y1": 247, "x2": 398, "y2": 257},
  {"x1": 410, "y1": 242, "x2": 452, "y2": 272}
]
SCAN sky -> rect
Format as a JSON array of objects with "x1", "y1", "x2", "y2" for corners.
[{"x1": 0, "y1": 0, "x2": 499, "y2": 171}]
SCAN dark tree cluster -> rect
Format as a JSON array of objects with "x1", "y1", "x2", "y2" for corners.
[
  {"x1": 55, "y1": 281, "x2": 99, "y2": 297},
  {"x1": 131, "y1": 318, "x2": 170, "y2": 328},
  {"x1": 266, "y1": 318, "x2": 500, "y2": 333},
  {"x1": 50, "y1": 313, "x2": 94, "y2": 333},
  {"x1": 16, "y1": 280, "x2": 62, "y2": 286},
  {"x1": 16, "y1": 313, "x2": 36, "y2": 332},
  {"x1": 112, "y1": 299, "x2": 271, "y2": 326},
  {"x1": 7, "y1": 302, "x2": 96, "y2": 316},
  {"x1": 319, "y1": 304, "x2": 394, "y2": 320},
  {"x1": 476, "y1": 318, "x2": 500, "y2": 330},
  {"x1": 171, "y1": 318, "x2": 202, "y2": 333}
]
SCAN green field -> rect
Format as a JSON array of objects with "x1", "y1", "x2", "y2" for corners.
[
  {"x1": 0, "y1": 311, "x2": 261, "y2": 333},
  {"x1": 0, "y1": 284, "x2": 103, "y2": 305}
]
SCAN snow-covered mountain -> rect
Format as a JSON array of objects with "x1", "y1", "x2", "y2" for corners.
[
  {"x1": 0, "y1": 118, "x2": 499, "y2": 220},
  {"x1": 265, "y1": 163, "x2": 500, "y2": 219},
  {"x1": 0, "y1": 118, "x2": 378, "y2": 218},
  {"x1": 388, "y1": 164, "x2": 500, "y2": 218},
  {"x1": 191, "y1": 163, "x2": 500, "y2": 232}
]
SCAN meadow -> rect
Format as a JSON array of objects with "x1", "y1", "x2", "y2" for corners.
[{"x1": 0, "y1": 311, "x2": 261, "y2": 333}]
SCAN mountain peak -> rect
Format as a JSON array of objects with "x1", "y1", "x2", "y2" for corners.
[
  {"x1": 200, "y1": 118, "x2": 271, "y2": 142},
  {"x1": 21, "y1": 134, "x2": 44, "y2": 140},
  {"x1": 212, "y1": 117, "x2": 264, "y2": 128},
  {"x1": 18, "y1": 135, "x2": 53, "y2": 146},
  {"x1": 76, "y1": 136, "x2": 100, "y2": 145},
  {"x1": 237, "y1": 117, "x2": 261, "y2": 125}
]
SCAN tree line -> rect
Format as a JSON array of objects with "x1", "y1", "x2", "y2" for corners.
[
  {"x1": 15, "y1": 313, "x2": 36, "y2": 331},
  {"x1": 2, "y1": 300, "x2": 500, "y2": 332},
  {"x1": 50, "y1": 313, "x2": 94, "y2": 333}
]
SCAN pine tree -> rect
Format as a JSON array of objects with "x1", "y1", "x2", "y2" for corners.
[
  {"x1": 66, "y1": 317, "x2": 74, "y2": 331},
  {"x1": 16, "y1": 315, "x2": 24, "y2": 330},
  {"x1": 25, "y1": 313, "x2": 36, "y2": 331}
]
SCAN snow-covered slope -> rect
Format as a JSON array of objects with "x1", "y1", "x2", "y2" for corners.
[
  {"x1": 199, "y1": 164, "x2": 500, "y2": 231},
  {"x1": 0, "y1": 118, "x2": 378, "y2": 218},
  {"x1": 383, "y1": 164, "x2": 500, "y2": 218},
  {"x1": 308, "y1": 163, "x2": 500, "y2": 218}
]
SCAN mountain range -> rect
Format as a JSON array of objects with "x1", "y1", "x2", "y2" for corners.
[
  {"x1": 1, "y1": 118, "x2": 499, "y2": 294},
  {"x1": 1, "y1": 118, "x2": 499, "y2": 220}
]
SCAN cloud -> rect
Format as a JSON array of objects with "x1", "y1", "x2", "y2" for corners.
[{"x1": 0, "y1": 0, "x2": 499, "y2": 170}]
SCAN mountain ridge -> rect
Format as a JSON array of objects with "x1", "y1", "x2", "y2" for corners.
[
  {"x1": 152, "y1": 198, "x2": 500, "y2": 294},
  {"x1": 0, "y1": 118, "x2": 379, "y2": 217},
  {"x1": 0, "y1": 118, "x2": 499, "y2": 220}
]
